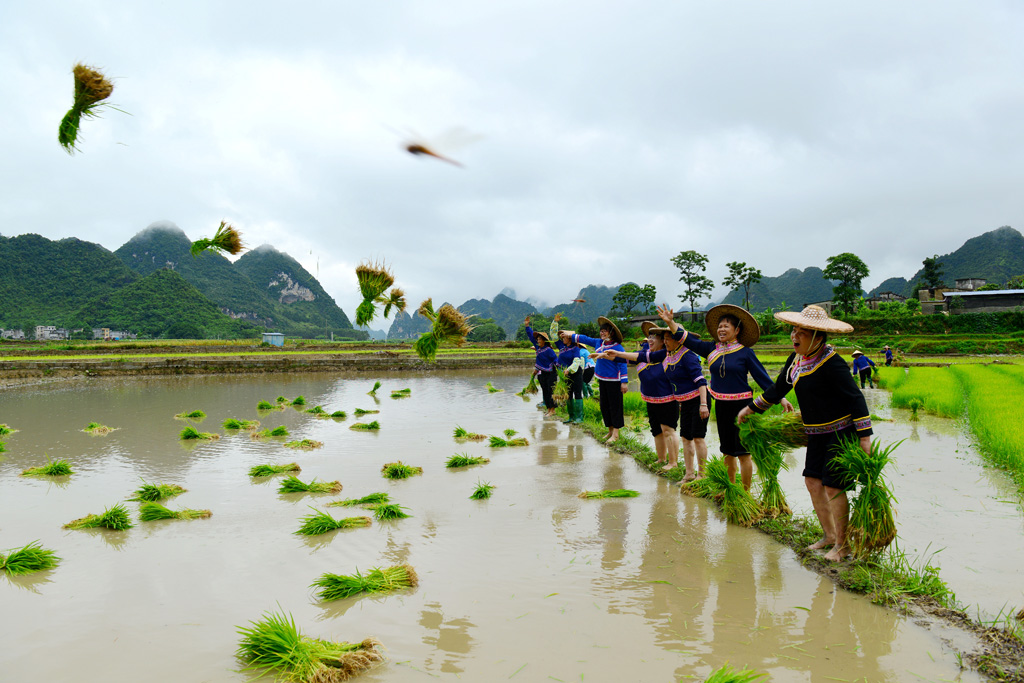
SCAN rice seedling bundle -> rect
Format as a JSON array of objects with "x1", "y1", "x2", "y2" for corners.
[
  {"x1": 488, "y1": 435, "x2": 529, "y2": 447},
  {"x1": 276, "y1": 396, "x2": 289, "y2": 403},
  {"x1": 445, "y1": 453, "x2": 490, "y2": 468},
  {"x1": 453, "y1": 425, "x2": 487, "y2": 440},
  {"x1": 578, "y1": 489, "x2": 640, "y2": 499},
  {"x1": 284, "y1": 439, "x2": 324, "y2": 450},
  {"x1": 278, "y1": 476, "x2": 343, "y2": 494},
  {"x1": 291, "y1": 396, "x2": 307, "y2": 406},
  {"x1": 0, "y1": 424, "x2": 19, "y2": 435},
  {"x1": 552, "y1": 374, "x2": 568, "y2": 402},
  {"x1": 139, "y1": 502, "x2": 212, "y2": 521},
  {"x1": 312, "y1": 565, "x2": 419, "y2": 602},
  {"x1": 834, "y1": 438, "x2": 900, "y2": 558},
  {"x1": 515, "y1": 374, "x2": 539, "y2": 398},
  {"x1": 470, "y1": 481, "x2": 495, "y2": 499},
  {"x1": 350, "y1": 421, "x2": 381, "y2": 431},
  {"x1": 680, "y1": 456, "x2": 729, "y2": 499},
  {"x1": 296, "y1": 508, "x2": 372, "y2": 535},
  {"x1": 412, "y1": 298, "x2": 474, "y2": 362},
  {"x1": 705, "y1": 462, "x2": 762, "y2": 527},
  {"x1": 64, "y1": 503, "x2": 134, "y2": 531},
  {"x1": 355, "y1": 261, "x2": 396, "y2": 326},
  {"x1": 485, "y1": 382, "x2": 503, "y2": 393},
  {"x1": 249, "y1": 462, "x2": 301, "y2": 477},
  {"x1": 389, "y1": 387, "x2": 412, "y2": 398},
  {"x1": 180, "y1": 425, "x2": 219, "y2": 440},
  {"x1": 503, "y1": 428, "x2": 518, "y2": 439},
  {"x1": 256, "y1": 400, "x2": 282, "y2": 411},
  {"x1": 951, "y1": 365, "x2": 1024, "y2": 481},
  {"x1": 704, "y1": 663, "x2": 767, "y2": 682},
  {"x1": 84, "y1": 422, "x2": 114, "y2": 435},
  {"x1": 251, "y1": 426, "x2": 290, "y2": 439},
  {"x1": 889, "y1": 367, "x2": 964, "y2": 418},
  {"x1": 305, "y1": 405, "x2": 327, "y2": 415},
  {"x1": 367, "y1": 381, "x2": 381, "y2": 396},
  {"x1": 381, "y1": 462, "x2": 423, "y2": 479},
  {"x1": 58, "y1": 63, "x2": 115, "y2": 154},
  {"x1": 0, "y1": 441, "x2": 5, "y2": 453},
  {"x1": 370, "y1": 503, "x2": 411, "y2": 520},
  {"x1": 129, "y1": 481, "x2": 186, "y2": 502},
  {"x1": 21, "y1": 459, "x2": 73, "y2": 477},
  {"x1": 190, "y1": 221, "x2": 245, "y2": 257},
  {"x1": 223, "y1": 418, "x2": 260, "y2": 430},
  {"x1": 236, "y1": 609, "x2": 384, "y2": 683},
  {"x1": 0, "y1": 541, "x2": 61, "y2": 576},
  {"x1": 353, "y1": 408, "x2": 379, "y2": 416},
  {"x1": 907, "y1": 398, "x2": 923, "y2": 421},
  {"x1": 330, "y1": 410, "x2": 347, "y2": 419},
  {"x1": 327, "y1": 492, "x2": 390, "y2": 507},
  {"x1": 174, "y1": 409, "x2": 206, "y2": 420},
  {"x1": 738, "y1": 412, "x2": 803, "y2": 517}
]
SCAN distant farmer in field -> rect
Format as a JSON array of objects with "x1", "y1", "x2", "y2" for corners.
[
  {"x1": 851, "y1": 350, "x2": 876, "y2": 389},
  {"x1": 736, "y1": 305, "x2": 873, "y2": 563},
  {"x1": 884, "y1": 345, "x2": 893, "y2": 366}
]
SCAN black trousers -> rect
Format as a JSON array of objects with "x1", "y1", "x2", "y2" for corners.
[
  {"x1": 539, "y1": 370, "x2": 557, "y2": 409},
  {"x1": 598, "y1": 380, "x2": 625, "y2": 428}
]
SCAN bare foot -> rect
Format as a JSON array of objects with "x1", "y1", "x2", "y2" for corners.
[
  {"x1": 661, "y1": 463, "x2": 676, "y2": 471},
  {"x1": 682, "y1": 473, "x2": 697, "y2": 483},
  {"x1": 824, "y1": 546, "x2": 851, "y2": 562},
  {"x1": 806, "y1": 537, "x2": 834, "y2": 551}
]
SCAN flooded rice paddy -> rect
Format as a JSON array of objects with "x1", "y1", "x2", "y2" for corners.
[{"x1": 0, "y1": 370, "x2": 1004, "y2": 682}]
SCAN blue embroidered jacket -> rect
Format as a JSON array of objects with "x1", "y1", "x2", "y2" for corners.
[
  {"x1": 571, "y1": 334, "x2": 627, "y2": 383},
  {"x1": 526, "y1": 325, "x2": 557, "y2": 372},
  {"x1": 677, "y1": 329, "x2": 772, "y2": 401},
  {"x1": 637, "y1": 345, "x2": 707, "y2": 401}
]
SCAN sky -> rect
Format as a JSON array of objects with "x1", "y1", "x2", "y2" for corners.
[{"x1": 3, "y1": 1, "x2": 1024, "y2": 324}]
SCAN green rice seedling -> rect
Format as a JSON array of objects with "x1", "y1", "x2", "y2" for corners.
[
  {"x1": 0, "y1": 541, "x2": 61, "y2": 576},
  {"x1": 453, "y1": 425, "x2": 487, "y2": 440},
  {"x1": 0, "y1": 424, "x2": 18, "y2": 436},
  {"x1": 276, "y1": 396, "x2": 288, "y2": 403},
  {"x1": 251, "y1": 426, "x2": 290, "y2": 440},
  {"x1": 257, "y1": 400, "x2": 283, "y2": 411},
  {"x1": 327, "y1": 492, "x2": 390, "y2": 507},
  {"x1": 738, "y1": 412, "x2": 801, "y2": 517},
  {"x1": 248, "y1": 462, "x2": 301, "y2": 477},
  {"x1": 951, "y1": 365, "x2": 1024, "y2": 486},
  {"x1": 488, "y1": 435, "x2": 529, "y2": 447},
  {"x1": 296, "y1": 508, "x2": 372, "y2": 535},
  {"x1": 353, "y1": 408, "x2": 379, "y2": 416},
  {"x1": 705, "y1": 461, "x2": 762, "y2": 527},
  {"x1": 291, "y1": 395, "x2": 307, "y2": 406},
  {"x1": 330, "y1": 410, "x2": 347, "y2": 418},
  {"x1": 389, "y1": 390, "x2": 411, "y2": 399},
  {"x1": 21, "y1": 459, "x2": 73, "y2": 477},
  {"x1": 355, "y1": 261, "x2": 396, "y2": 326},
  {"x1": 503, "y1": 428, "x2": 517, "y2": 439},
  {"x1": 907, "y1": 397, "x2": 923, "y2": 421},
  {"x1": 621, "y1": 392, "x2": 648, "y2": 418},
  {"x1": 381, "y1": 462, "x2": 423, "y2": 479},
  {"x1": 446, "y1": 453, "x2": 490, "y2": 468},
  {"x1": 485, "y1": 382, "x2": 503, "y2": 393},
  {"x1": 413, "y1": 299, "x2": 474, "y2": 362},
  {"x1": 312, "y1": 564, "x2": 419, "y2": 602},
  {"x1": 129, "y1": 481, "x2": 186, "y2": 502},
  {"x1": 223, "y1": 418, "x2": 260, "y2": 430},
  {"x1": 515, "y1": 375, "x2": 539, "y2": 398},
  {"x1": 0, "y1": 440, "x2": 5, "y2": 453},
  {"x1": 190, "y1": 221, "x2": 245, "y2": 256},
  {"x1": 704, "y1": 663, "x2": 767, "y2": 683},
  {"x1": 834, "y1": 438, "x2": 900, "y2": 558},
  {"x1": 578, "y1": 489, "x2": 640, "y2": 499},
  {"x1": 284, "y1": 439, "x2": 324, "y2": 450},
  {"x1": 64, "y1": 503, "x2": 134, "y2": 531},
  {"x1": 180, "y1": 425, "x2": 219, "y2": 440},
  {"x1": 236, "y1": 609, "x2": 384, "y2": 683},
  {"x1": 889, "y1": 367, "x2": 964, "y2": 418},
  {"x1": 305, "y1": 405, "x2": 327, "y2": 415},
  {"x1": 58, "y1": 63, "x2": 116, "y2": 154},
  {"x1": 470, "y1": 481, "x2": 495, "y2": 499},
  {"x1": 368, "y1": 381, "x2": 382, "y2": 396},
  {"x1": 139, "y1": 502, "x2": 212, "y2": 521},
  {"x1": 350, "y1": 421, "x2": 381, "y2": 431},
  {"x1": 370, "y1": 503, "x2": 411, "y2": 520},
  {"x1": 174, "y1": 409, "x2": 206, "y2": 420},
  {"x1": 83, "y1": 422, "x2": 115, "y2": 435},
  {"x1": 278, "y1": 476, "x2": 342, "y2": 494}
]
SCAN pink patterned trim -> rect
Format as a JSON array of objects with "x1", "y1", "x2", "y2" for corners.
[
  {"x1": 708, "y1": 341, "x2": 743, "y2": 367},
  {"x1": 710, "y1": 389, "x2": 752, "y2": 401},
  {"x1": 674, "y1": 389, "x2": 700, "y2": 402},
  {"x1": 642, "y1": 394, "x2": 677, "y2": 404}
]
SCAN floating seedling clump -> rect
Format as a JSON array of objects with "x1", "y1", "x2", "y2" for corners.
[
  {"x1": 578, "y1": 489, "x2": 639, "y2": 499},
  {"x1": 249, "y1": 463, "x2": 301, "y2": 477},
  {"x1": 367, "y1": 381, "x2": 382, "y2": 396},
  {"x1": 139, "y1": 503, "x2": 212, "y2": 521},
  {"x1": 278, "y1": 476, "x2": 342, "y2": 494},
  {"x1": 58, "y1": 63, "x2": 116, "y2": 154},
  {"x1": 257, "y1": 400, "x2": 284, "y2": 411},
  {"x1": 370, "y1": 503, "x2": 411, "y2": 520},
  {"x1": 21, "y1": 459, "x2": 73, "y2": 477},
  {"x1": 296, "y1": 509, "x2": 372, "y2": 536},
  {"x1": 291, "y1": 396, "x2": 307, "y2": 406},
  {"x1": 485, "y1": 382, "x2": 503, "y2": 393},
  {"x1": 190, "y1": 221, "x2": 245, "y2": 257},
  {"x1": 236, "y1": 609, "x2": 384, "y2": 683},
  {"x1": 453, "y1": 425, "x2": 487, "y2": 440},
  {"x1": 445, "y1": 453, "x2": 490, "y2": 468},
  {"x1": 129, "y1": 481, "x2": 186, "y2": 502},
  {"x1": 174, "y1": 409, "x2": 206, "y2": 420},
  {"x1": 180, "y1": 425, "x2": 220, "y2": 440},
  {"x1": 84, "y1": 422, "x2": 115, "y2": 435},
  {"x1": 284, "y1": 439, "x2": 324, "y2": 450},
  {"x1": 0, "y1": 424, "x2": 18, "y2": 436},
  {"x1": 0, "y1": 541, "x2": 61, "y2": 576},
  {"x1": 705, "y1": 461, "x2": 762, "y2": 527},
  {"x1": 834, "y1": 438, "x2": 900, "y2": 558},
  {"x1": 224, "y1": 418, "x2": 260, "y2": 430},
  {"x1": 704, "y1": 663, "x2": 767, "y2": 682},
  {"x1": 276, "y1": 396, "x2": 288, "y2": 403},
  {"x1": 330, "y1": 410, "x2": 347, "y2": 419},
  {"x1": 252, "y1": 426, "x2": 290, "y2": 440},
  {"x1": 353, "y1": 408, "x2": 379, "y2": 417},
  {"x1": 327, "y1": 492, "x2": 390, "y2": 508},
  {"x1": 350, "y1": 421, "x2": 381, "y2": 431},
  {"x1": 305, "y1": 406, "x2": 328, "y2": 416},
  {"x1": 312, "y1": 564, "x2": 419, "y2": 602},
  {"x1": 488, "y1": 432, "x2": 529, "y2": 447},
  {"x1": 389, "y1": 388, "x2": 411, "y2": 399},
  {"x1": 470, "y1": 481, "x2": 495, "y2": 500},
  {"x1": 64, "y1": 503, "x2": 134, "y2": 531},
  {"x1": 381, "y1": 462, "x2": 423, "y2": 479}
]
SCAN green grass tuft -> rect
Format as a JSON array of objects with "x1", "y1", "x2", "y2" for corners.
[
  {"x1": 0, "y1": 424, "x2": 18, "y2": 436},
  {"x1": 485, "y1": 382, "x2": 503, "y2": 393},
  {"x1": 276, "y1": 396, "x2": 288, "y2": 403},
  {"x1": 470, "y1": 481, "x2": 495, "y2": 499},
  {"x1": 327, "y1": 492, "x2": 390, "y2": 507},
  {"x1": 277, "y1": 476, "x2": 342, "y2": 494},
  {"x1": 129, "y1": 481, "x2": 186, "y2": 502},
  {"x1": 249, "y1": 462, "x2": 301, "y2": 477},
  {"x1": 305, "y1": 405, "x2": 327, "y2": 415},
  {"x1": 21, "y1": 459, "x2": 73, "y2": 477},
  {"x1": 488, "y1": 435, "x2": 529, "y2": 447},
  {"x1": 446, "y1": 453, "x2": 490, "y2": 468},
  {"x1": 380, "y1": 462, "x2": 423, "y2": 479},
  {"x1": 0, "y1": 541, "x2": 61, "y2": 576},
  {"x1": 312, "y1": 564, "x2": 419, "y2": 601},
  {"x1": 257, "y1": 400, "x2": 283, "y2": 411},
  {"x1": 295, "y1": 508, "x2": 372, "y2": 535},
  {"x1": 251, "y1": 426, "x2": 289, "y2": 439},
  {"x1": 330, "y1": 410, "x2": 347, "y2": 418},
  {"x1": 64, "y1": 503, "x2": 134, "y2": 531}
]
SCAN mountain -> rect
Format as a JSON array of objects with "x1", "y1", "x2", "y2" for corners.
[
  {"x1": 893, "y1": 225, "x2": 1024, "y2": 295},
  {"x1": 458, "y1": 293, "x2": 538, "y2": 339},
  {"x1": 721, "y1": 267, "x2": 836, "y2": 310},
  {"x1": 386, "y1": 309, "x2": 433, "y2": 339},
  {"x1": 0, "y1": 233, "x2": 139, "y2": 329},
  {"x1": 548, "y1": 284, "x2": 621, "y2": 324},
  {"x1": 868, "y1": 277, "x2": 910, "y2": 297}
]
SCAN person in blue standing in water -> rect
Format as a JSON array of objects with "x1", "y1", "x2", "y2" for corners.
[
  {"x1": 883, "y1": 345, "x2": 893, "y2": 366},
  {"x1": 550, "y1": 313, "x2": 585, "y2": 424},
  {"x1": 524, "y1": 316, "x2": 558, "y2": 418},
  {"x1": 850, "y1": 350, "x2": 875, "y2": 389},
  {"x1": 561, "y1": 317, "x2": 628, "y2": 443}
]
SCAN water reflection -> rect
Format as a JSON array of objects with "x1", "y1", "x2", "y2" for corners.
[{"x1": 418, "y1": 601, "x2": 476, "y2": 674}]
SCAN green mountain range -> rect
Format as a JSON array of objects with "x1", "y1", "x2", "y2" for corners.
[{"x1": 720, "y1": 267, "x2": 836, "y2": 311}]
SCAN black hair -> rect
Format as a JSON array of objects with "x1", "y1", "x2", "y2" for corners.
[{"x1": 719, "y1": 314, "x2": 741, "y2": 329}]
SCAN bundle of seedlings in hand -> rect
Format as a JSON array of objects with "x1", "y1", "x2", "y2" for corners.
[
  {"x1": 515, "y1": 375, "x2": 539, "y2": 398},
  {"x1": 349, "y1": 421, "x2": 381, "y2": 431},
  {"x1": 284, "y1": 439, "x2": 324, "y2": 450},
  {"x1": 740, "y1": 410, "x2": 808, "y2": 449},
  {"x1": 84, "y1": 422, "x2": 115, "y2": 435},
  {"x1": 180, "y1": 425, "x2": 219, "y2": 440},
  {"x1": 704, "y1": 663, "x2": 767, "y2": 683},
  {"x1": 834, "y1": 438, "x2": 900, "y2": 558},
  {"x1": 291, "y1": 396, "x2": 307, "y2": 406},
  {"x1": 278, "y1": 476, "x2": 342, "y2": 494},
  {"x1": 552, "y1": 373, "x2": 569, "y2": 402},
  {"x1": 578, "y1": 489, "x2": 640, "y2": 499},
  {"x1": 453, "y1": 425, "x2": 487, "y2": 440},
  {"x1": 21, "y1": 459, "x2": 73, "y2": 477},
  {"x1": 257, "y1": 400, "x2": 283, "y2": 411},
  {"x1": 235, "y1": 609, "x2": 384, "y2": 683},
  {"x1": 223, "y1": 418, "x2": 260, "y2": 430},
  {"x1": 367, "y1": 381, "x2": 382, "y2": 396},
  {"x1": 328, "y1": 492, "x2": 390, "y2": 507},
  {"x1": 296, "y1": 508, "x2": 371, "y2": 536},
  {"x1": 369, "y1": 503, "x2": 411, "y2": 520},
  {"x1": 64, "y1": 503, "x2": 134, "y2": 530},
  {"x1": 381, "y1": 462, "x2": 423, "y2": 479},
  {"x1": 174, "y1": 409, "x2": 206, "y2": 420},
  {"x1": 354, "y1": 260, "x2": 397, "y2": 326},
  {"x1": 446, "y1": 453, "x2": 490, "y2": 468},
  {"x1": 312, "y1": 564, "x2": 419, "y2": 602},
  {"x1": 705, "y1": 461, "x2": 762, "y2": 527},
  {"x1": 129, "y1": 481, "x2": 186, "y2": 502},
  {"x1": 58, "y1": 63, "x2": 115, "y2": 154},
  {"x1": 681, "y1": 457, "x2": 730, "y2": 499},
  {"x1": 470, "y1": 481, "x2": 495, "y2": 499},
  {"x1": 390, "y1": 388, "x2": 411, "y2": 399},
  {"x1": 249, "y1": 462, "x2": 301, "y2": 477},
  {"x1": 412, "y1": 298, "x2": 474, "y2": 362},
  {"x1": 330, "y1": 410, "x2": 347, "y2": 419},
  {"x1": 190, "y1": 221, "x2": 245, "y2": 257},
  {"x1": 251, "y1": 426, "x2": 290, "y2": 440},
  {"x1": 739, "y1": 413, "x2": 797, "y2": 517},
  {"x1": 139, "y1": 502, "x2": 212, "y2": 521},
  {"x1": 353, "y1": 408, "x2": 379, "y2": 416},
  {"x1": 0, "y1": 541, "x2": 61, "y2": 576},
  {"x1": 485, "y1": 382, "x2": 503, "y2": 393}
]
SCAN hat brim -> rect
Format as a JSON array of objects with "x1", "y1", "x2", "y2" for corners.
[
  {"x1": 852, "y1": 350, "x2": 863, "y2": 356},
  {"x1": 532, "y1": 331, "x2": 550, "y2": 344},
  {"x1": 641, "y1": 321, "x2": 670, "y2": 337},
  {"x1": 597, "y1": 316, "x2": 623, "y2": 344},
  {"x1": 705, "y1": 305, "x2": 760, "y2": 347},
  {"x1": 774, "y1": 310, "x2": 853, "y2": 334}
]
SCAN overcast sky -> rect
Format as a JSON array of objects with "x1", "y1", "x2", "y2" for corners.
[{"x1": 3, "y1": 1, "x2": 1023, "y2": 323}]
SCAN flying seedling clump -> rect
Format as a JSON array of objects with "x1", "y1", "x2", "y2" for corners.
[
  {"x1": 139, "y1": 503, "x2": 212, "y2": 521},
  {"x1": 380, "y1": 462, "x2": 422, "y2": 479},
  {"x1": 295, "y1": 508, "x2": 372, "y2": 536},
  {"x1": 485, "y1": 382, "x2": 503, "y2": 393},
  {"x1": 0, "y1": 541, "x2": 61, "y2": 576},
  {"x1": 367, "y1": 381, "x2": 382, "y2": 396},
  {"x1": 129, "y1": 481, "x2": 186, "y2": 502},
  {"x1": 64, "y1": 503, "x2": 133, "y2": 531},
  {"x1": 58, "y1": 63, "x2": 116, "y2": 154},
  {"x1": 278, "y1": 476, "x2": 342, "y2": 494},
  {"x1": 190, "y1": 221, "x2": 245, "y2": 257},
  {"x1": 20, "y1": 459, "x2": 73, "y2": 477},
  {"x1": 249, "y1": 463, "x2": 301, "y2": 477},
  {"x1": 312, "y1": 564, "x2": 419, "y2": 602}
]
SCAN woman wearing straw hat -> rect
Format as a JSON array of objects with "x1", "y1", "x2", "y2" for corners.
[
  {"x1": 551, "y1": 314, "x2": 586, "y2": 424},
  {"x1": 736, "y1": 304, "x2": 873, "y2": 563},
  {"x1": 525, "y1": 316, "x2": 558, "y2": 418},
  {"x1": 851, "y1": 350, "x2": 876, "y2": 389},
  {"x1": 656, "y1": 303, "x2": 791, "y2": 490},
  {"x1": 562, "y1": 317, "x2": 628, "y2": 443}
]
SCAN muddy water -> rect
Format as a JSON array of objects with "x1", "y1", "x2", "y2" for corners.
[{"x1": 0, "y1": 371, "x2": 977, "y2": 682}]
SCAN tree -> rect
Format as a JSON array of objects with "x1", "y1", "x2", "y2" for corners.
[
  {"x1": 670, "y1": 250, "x2": 714, "y2": 314},
  {"x1": 722, "y1": 262, "x2": 763, "y2": 311},
  {"x1": 467, "y1": 318, "x2": 505, "y2": 342},
  {"x1": 823, "y1": 252, "x2": 870, "y2": 316},
  {"x1": 920, "y1": 256, "x2": 944, "y2": 289},
  {"x1": 1007, "y1": 275, "x2": 1024, "y2": 290},
  {"x1": 610, "y1": 283, "x2": 657, "y2": 318}
]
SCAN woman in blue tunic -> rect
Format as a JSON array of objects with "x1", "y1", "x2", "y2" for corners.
[
  {"x1": 524, "y1": 316, "x2": 558, "y2": 418},
  {"x1": 562, "y1": 317, "x2": 628, "y2": 443}
]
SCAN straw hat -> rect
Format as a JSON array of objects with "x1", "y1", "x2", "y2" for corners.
[
  {"x1": 852, "y1": 350, "x2": 863, "y2": 357},
  {"x1": 774, "y1": 305, "x2": 853, "y2": 334},
  {"x1": 640, "y1": 321, "x2": 669, "y2": 337},
  {"x1": 884, "y1": 345, "x2": 891, "y2": 350},
  {"x1": 705, "y1": 304, "x2": 760, "y2": 347},
  {"x1": 597, "y1": 316, "x2": 623, "y2": 343},
  {"x1": 532, "y1": 330, "x2": 550, "y2": 345}
]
